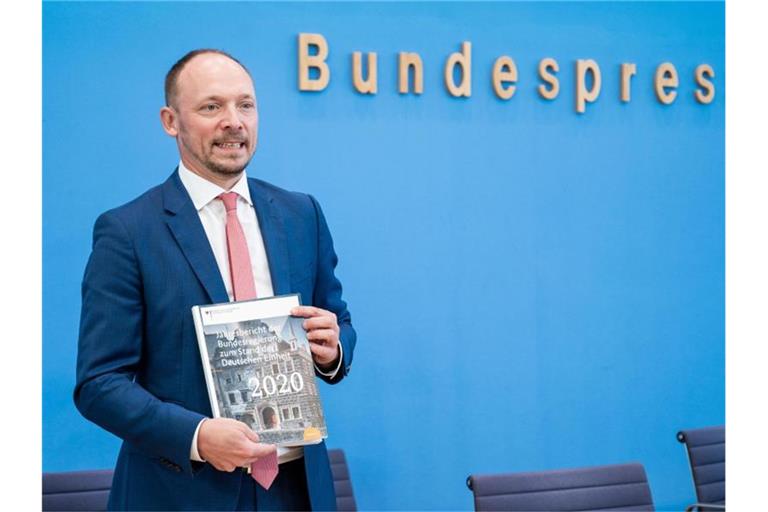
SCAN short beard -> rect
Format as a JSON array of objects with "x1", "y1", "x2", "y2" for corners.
[{"x1": 205, "y1": 154, "x2": 253, "y2": 177}]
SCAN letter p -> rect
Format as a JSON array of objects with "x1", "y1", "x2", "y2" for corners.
[{"x1": 575, "y1": 59, "x2": 601, "y2": 114}]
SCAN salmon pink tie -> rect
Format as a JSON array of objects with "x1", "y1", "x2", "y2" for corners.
[
  {"x1": 218, "y1": 192, "x2": 258, "y2": 302},
  {"x1": 217, "y1": 191, "x2": 279, "y2": 490}
]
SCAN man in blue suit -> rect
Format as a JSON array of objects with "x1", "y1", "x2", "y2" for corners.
[{"x1": 74, "y1": 49, "x2": 357, "y2": 511}]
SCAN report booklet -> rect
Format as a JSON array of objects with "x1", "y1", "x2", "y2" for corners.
[{"x1": 192, "y1": 294, "x2": 327, "y2": 446}]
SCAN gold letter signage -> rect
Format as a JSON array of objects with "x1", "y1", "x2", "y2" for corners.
[
  {"x1": 298, "y1": 33, "x2": 330, "y2": 91},
  {"x1": 297, "y1": 33, "x2": 717, "y2": 112}
]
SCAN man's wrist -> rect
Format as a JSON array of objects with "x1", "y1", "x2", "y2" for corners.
[
  {"x1": 316, "y1": 353, "x2": 340, "y2": 372},
  {"x1": 190, "y1": 418, "x2": 208, "y2": 462},
  {"x1": 315, "y1": 343, "x2": 343, "y2": 377}
]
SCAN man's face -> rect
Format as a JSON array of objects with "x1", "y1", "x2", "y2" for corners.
[{"x1": 165, "y1": 53, "x2": 258, "y2": 179}]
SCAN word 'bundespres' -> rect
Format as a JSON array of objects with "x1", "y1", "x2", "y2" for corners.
[{"x1": 297, "y1": 33, "x2": 716, "y2": 113}]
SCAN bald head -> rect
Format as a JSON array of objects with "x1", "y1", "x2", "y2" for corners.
[{"x1": 164, "y1": 49, "x2": 252, "y2": 109}]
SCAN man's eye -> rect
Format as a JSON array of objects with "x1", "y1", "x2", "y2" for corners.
[
  {"x1": 240, "y1": 103, "x2": 255, "y2": 110},
  {"x1": 202, "y1": 104, "x2": 219, "y2": 112}
]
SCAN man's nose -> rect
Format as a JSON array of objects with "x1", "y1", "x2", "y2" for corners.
[{"x1": 220, "y1": 105, "x2": 244, "y2": 130}]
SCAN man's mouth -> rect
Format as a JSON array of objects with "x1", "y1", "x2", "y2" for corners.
[{"x1": 214, "y1": 142, "x2": 246, "y2": 149}]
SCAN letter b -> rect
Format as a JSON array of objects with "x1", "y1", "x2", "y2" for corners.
[{"x1": 298, "y1": 33, "x2": 330, "y2": 91}]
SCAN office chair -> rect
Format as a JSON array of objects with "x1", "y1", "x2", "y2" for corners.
[
  {"x1": 467, "y1": 462, "x2": 654, "y2": 511},
  {"x1": 42, "y1": 469, "x2": 112, "y2": 511},
  {"x1": 677, "y1": 425, "x2": 725, "y2": 512}
]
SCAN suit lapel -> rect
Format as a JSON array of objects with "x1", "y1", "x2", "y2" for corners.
[
  {"x1": 162, "y1": 170, "x2": 229, "y2": 305},
  {"x1": 248, "y1": 178, "x2": 291, "y2": 297}
]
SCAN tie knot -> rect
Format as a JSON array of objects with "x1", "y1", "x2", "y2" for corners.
[{"x1": 218, "y1": 192, "x2": 239, "y2": 212}]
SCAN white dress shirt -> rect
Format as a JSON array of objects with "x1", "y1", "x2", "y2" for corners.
[{"x1": 178, "y1": 161, "x2": 341, "y2": 465}]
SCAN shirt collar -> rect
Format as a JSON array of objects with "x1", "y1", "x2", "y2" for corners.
[{"x1": 178, "y1": 160, "x2": 253, "y2": 211}]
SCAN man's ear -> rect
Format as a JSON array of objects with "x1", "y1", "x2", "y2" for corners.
[{"x1": 160, "y1": 106, "x2": 179, "y2": 137}]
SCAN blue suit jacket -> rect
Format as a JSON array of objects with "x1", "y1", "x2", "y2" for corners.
[{"x1": 74, "y1": 170, "x2": 356, "y2": 511}]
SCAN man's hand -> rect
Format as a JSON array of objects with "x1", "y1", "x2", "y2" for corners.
[
  {"x1": 291, "y1": 306, "x2": 340, "y2": 370},
  {"x1": 197, "y1": 418, "x2": 276, "y2": 472}
]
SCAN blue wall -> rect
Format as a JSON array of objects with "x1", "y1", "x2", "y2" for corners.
[{"x1": 43, "y1": 2, "x2": 724, "y2": 510}]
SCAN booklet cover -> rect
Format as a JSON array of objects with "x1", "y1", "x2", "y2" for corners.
[{"x1": 192, "y1": 294, "x2": 327, "y2": 446}]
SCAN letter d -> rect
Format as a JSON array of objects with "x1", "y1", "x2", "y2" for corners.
[{"x1": 444, "y1": 41, "x2": 472, "y2": 97}]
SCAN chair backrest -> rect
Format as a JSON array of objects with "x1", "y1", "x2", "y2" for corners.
[
  {"x1": 42, "y1": 469, "x2": 113, "y2": 512},
  {"x1": 677, "y1": 425, "x2": 725, "y2": 507},
  {"x1": 467, "y1": 462, "x2": 654, "y2": 511},
  {"x1": 329, "y1": 448, "x2": 357, "y2": 511}
]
